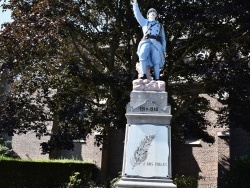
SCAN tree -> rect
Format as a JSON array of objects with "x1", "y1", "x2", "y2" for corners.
[
  {"x1": 227, "y1": 155, "x2": 250, "y2": 188},
  {"x1": 0, "y1": 135, "x2": 20, "y2": 158},
  {"x1": 0, "y1": 0, "x2": 135, "y2": 153},
  {"x1": 0, "y1": 0, "x2": 249, "y2": 153}
]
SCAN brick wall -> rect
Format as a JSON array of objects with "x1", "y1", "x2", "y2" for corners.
[
  {"x1": 173, "y1": 136, "x2": 221, "y2": 188},
  {"x1": 102, "y1": 94, "x2": 233, "y2": 187},
  {"x1": 60, "y1": 132, "x2": 103, "y2": 168},
  {"x1": 9, "y1": 121, "x2": 53, "y2": 160},
  {"x1": 230, "y1": 127, "x2": 250, "y2": 159},
  {"x1": 218, "y1": 134, "x2": 230, "y2": 188},
  {"x1": 104, "y1": 129, "x2": 125, "y2": 179},
  {"x1": 173, "y1": 94, "x2": 230, "y2": 188},
  {"x1": 6, "y1": 93, "x2": 250, "y2": 187},
  {"x1": 10, "y1": 132, "x2": 50, "y2": 160},
  {"x1": 8, "y1": 122, "x2": 103, "y2": 169}
]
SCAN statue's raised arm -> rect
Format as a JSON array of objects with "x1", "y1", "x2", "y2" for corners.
[
  {"x1": 131, "y1": 0, "x2": 167, "y2": 84},
  {"x1": 131, "y1": 0, "x2": 147, "y2": 27}
]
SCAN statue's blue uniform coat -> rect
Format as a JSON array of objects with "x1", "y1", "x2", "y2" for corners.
[{"x1": 132, "y1": 3, "x2": 166, "y2": 68}]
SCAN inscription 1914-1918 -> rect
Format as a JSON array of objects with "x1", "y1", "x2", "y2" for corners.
[{"x1": 140, "y1": 106, "x2": 158, "y2": 112}]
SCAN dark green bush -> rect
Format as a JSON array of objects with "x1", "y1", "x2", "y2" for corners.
[
  {"x1": 110, "y1": 172, "x2": 122, "y2": 188},
  {"x1": 0, "y1": 158, "x2": 100, "y2": 187},
  {"x1": 227, "y1": 155, "x2": 250, "y2": 188},
  {"x1": 173, "y1": 174, "x2": 201, "y2": 188},
  {"x1": 0, "y1": 136, "x2": 20, "y2": 159}
]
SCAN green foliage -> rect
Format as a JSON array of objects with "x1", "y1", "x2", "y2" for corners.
[
  {"x1": 66, "y1": 172, "x2": 83, "y2": 188},
  {"x1": 173, "y1": 174, "x2": 201, "y2": 188},
  {"x1": 227, "y1": 155, "x2": 250, "y2": 188},
  {"x1": 0, "y1": 158, "x2": 100, "y2": 187},
  {"x1": 110, "y1": 172, "x2": 122, "y2": 188},
  {"x1": 66, "y1": 171, "x2": 99, "y2": 188},
  {"x1": 0, "y1": 0, "x2": 249, "y2": 151},
  {"x1": 0, "y1": 136, "x2": 19, "y2": 159},
  {"x1": 0, "y1": 155, "x2": 13, "y2": 160}
]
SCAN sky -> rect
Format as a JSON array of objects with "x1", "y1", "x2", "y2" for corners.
[{"x1": 0, "y1": 3, "x2": 12, "y2": 26}]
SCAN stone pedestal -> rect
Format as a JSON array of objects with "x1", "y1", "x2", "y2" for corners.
[{"x1": 116, "y1": 91, "x2": 177, "y2": 188}]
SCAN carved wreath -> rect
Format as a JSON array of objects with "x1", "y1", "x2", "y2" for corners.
[{"x1": 130, "y1": 134, "x2": 156, "y2": 169}]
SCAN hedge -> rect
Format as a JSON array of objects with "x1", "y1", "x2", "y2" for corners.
[
  {"x1": 227, "y1": 155, "x2": 250, "y2": 188},
  {"x1": 0, "y1": 157, "x2": 100, "y2": 187}
]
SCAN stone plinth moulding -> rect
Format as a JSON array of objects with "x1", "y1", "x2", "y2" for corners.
[{"x1": 116, "y1": 91, "x2": 177, "y2": 188}]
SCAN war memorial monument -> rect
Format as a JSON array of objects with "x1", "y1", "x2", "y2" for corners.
[{"x1": 116, "y1": 1, "x2": 177, "y2": 187}]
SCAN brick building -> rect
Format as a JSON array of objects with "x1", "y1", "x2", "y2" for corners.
[{"x1": 3, "y1": 94, "x2": 250, "y2": 188}]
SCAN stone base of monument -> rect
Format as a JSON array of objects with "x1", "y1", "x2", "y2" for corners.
[
  {"x1": 116, "y1": 177, "x2": 177, "y2": 188},
  {"x1": 116, "y1": 90, "x2": 177, "y2": 188}
]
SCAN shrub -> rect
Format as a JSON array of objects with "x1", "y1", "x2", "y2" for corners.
[
  {"x1": 227, "y1": 155, "x2": 250, "y2": 188},
  {"x1": 110, "y1": 172, "x2": 122, "y2": 188},
  {"x1": 173, "y1": 174, "x2": 201, "y2": 188},
  {"x1": 0, "y1": 136, "x2": 20, "y2": 159},
  {"x1": 66, "y1": 172, "x2": 83, "y2": 188},
  {"x1": 66, "y1": 171, "x2": 99, "y2": 188},
  {"x1": 0, "y1": 158, "x2": 100, "y2": 187}
]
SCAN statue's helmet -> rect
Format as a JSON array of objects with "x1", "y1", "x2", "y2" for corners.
[{"x1": 147, "y1": 8, "x2": 158, "y2": 18}]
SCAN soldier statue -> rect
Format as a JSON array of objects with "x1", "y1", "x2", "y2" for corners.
[{"x1": 132, "y1": 0, "x2": 166, "y2": 81}]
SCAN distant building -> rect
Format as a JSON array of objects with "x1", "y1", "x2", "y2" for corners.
[{"x1": 3, "y1": 93, "x2": 250, "y2": 188}]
